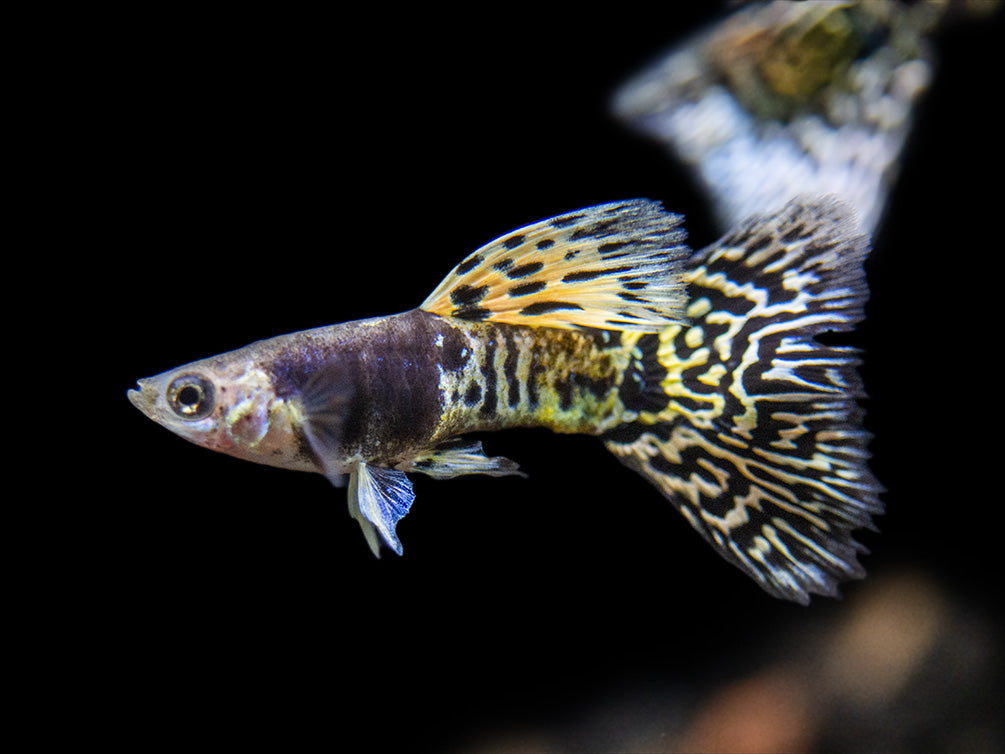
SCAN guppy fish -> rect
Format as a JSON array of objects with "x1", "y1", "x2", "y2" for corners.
[
  {"x1": 129, "y1": 197, "x2": 881, "y2": 603},
  {"x1": 611, "y1": 0, "x2": 947, "y2": 235}
]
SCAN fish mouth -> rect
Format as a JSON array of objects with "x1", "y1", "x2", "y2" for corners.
[{"x1": 127, "y1": 379, "x2": 157, "y2": 419}]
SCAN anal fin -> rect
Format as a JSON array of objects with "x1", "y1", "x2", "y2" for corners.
[{"x1": 400, "y1": 438, "x2": 525, "y2": 480}]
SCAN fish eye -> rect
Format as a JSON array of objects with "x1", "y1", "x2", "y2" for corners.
[{"x1": 166, "y1": 374, "x2": 215, "y2": 420}]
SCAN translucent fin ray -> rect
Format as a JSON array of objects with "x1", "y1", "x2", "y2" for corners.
[
  {"x1": 299, "y1": 362, "x2": 355, "y2": 485},
  {"x1": 348, "y1": 462, "x2": 415, "y2": 557},
  {"x1": 400, "y1": 438, "x2": 525, "y2": 479}
]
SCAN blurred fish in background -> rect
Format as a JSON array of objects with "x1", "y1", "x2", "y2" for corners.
[{"x1": 611, "y1": 0, "x2": 1000, "y2": 235}]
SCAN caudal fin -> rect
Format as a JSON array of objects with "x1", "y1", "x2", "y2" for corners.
[{"x1": 604, "y1": 197, "x2": 881, "y2": 604}]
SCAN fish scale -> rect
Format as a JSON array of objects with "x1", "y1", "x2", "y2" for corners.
[
  {"x1": 129, "y1": 196, "x2": 880, "y2": 603},
  {"x1": 431, "y1": 317, "x2": 629, "y2": 440}
]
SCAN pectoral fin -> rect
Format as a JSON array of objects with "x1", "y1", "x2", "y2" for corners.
[
  {"x1": 401, "y1": 438, "x2": 525, "y2": 479},
  {"x1": 348, "y1": 462, "x2": 415, "y2": 557},
  {"x1": 299, "y1": 362, "x2": 355, "y2": 486}
]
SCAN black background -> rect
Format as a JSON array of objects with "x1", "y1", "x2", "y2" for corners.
[{"x1": 58, "y1": 4, "x2": 1003, "y2": 751}]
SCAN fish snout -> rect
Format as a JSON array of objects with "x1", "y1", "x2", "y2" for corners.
[{"x1": 127, "y1": 378, "x2": 158, "y2": 419}]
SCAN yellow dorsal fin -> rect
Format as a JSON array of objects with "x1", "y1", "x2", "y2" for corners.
[{"x1": 419, "y1": 200, "x2": 690, "y2": 332}]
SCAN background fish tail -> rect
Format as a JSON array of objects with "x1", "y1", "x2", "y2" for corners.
[{"x1": 604, "y1": 197, "x2": 882, "y2": 603}]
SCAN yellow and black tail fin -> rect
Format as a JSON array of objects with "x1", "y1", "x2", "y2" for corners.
[{"x1": 605, "y1": 197, "x2": 881, "y2": 604}]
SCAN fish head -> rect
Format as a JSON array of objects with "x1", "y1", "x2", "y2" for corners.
[{"x1": 128, "y1": 353, "x2": 308, "y2": 470}]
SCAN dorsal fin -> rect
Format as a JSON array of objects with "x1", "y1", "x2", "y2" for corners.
[{"x1": 420, "y1": 200, "x2": 690, "y2": 332}]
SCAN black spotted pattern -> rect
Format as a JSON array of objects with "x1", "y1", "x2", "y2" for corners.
[{"x1": 603, "y1": 199, "x2": 881, "y2": 604}]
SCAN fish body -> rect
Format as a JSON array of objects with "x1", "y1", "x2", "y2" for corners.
[
  {"x1": 131, "y1": 310, "x2": 628, "y2": 469},
  {"x1": 129, "y1": 197, "x2": 881, "y2": 603}
]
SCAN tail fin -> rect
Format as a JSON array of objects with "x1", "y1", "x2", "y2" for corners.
[{"x1": 605, "y1": 197, "x2": 881, "y2": 603}]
